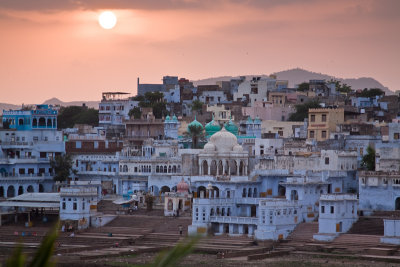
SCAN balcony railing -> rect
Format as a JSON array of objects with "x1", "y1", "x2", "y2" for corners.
[{"x1": 210, "y1": 216, "x2": 258, "y2": 224}]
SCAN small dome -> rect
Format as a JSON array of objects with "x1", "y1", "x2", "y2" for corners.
[
  {"x1": 205, "y1": 116, "x2": 221, "y2": 137},
  {"x1": 172, "y1": 115, "x2": 178, "y2": 121},
  {"x1": 187, "y1": 116, "x2": 203, "y2": 133},
  {"x1": 233, "y1": 144, "x2": 243, "y2": 152},
  {"x1": 204, "y1": 143, "x2": 216, "y2": 152},
  {"x1": 208, "y1": 127, "x2": 238, "y2": 152},
  {"x1": 246, "y1": 116, "x2": 253, "y2": 124},
  {"x1": 177, "y1": 178, "x2": 189, "y2": 193},
  {"x1": 165, "y1": 115, "x2": 171, "y2": 121},
  {"x1": 224, "y1": 118, "x2": 238, "y2": 136},
  {"x1": 254, "y1": 116, "x2": 261, "y2": 124}
]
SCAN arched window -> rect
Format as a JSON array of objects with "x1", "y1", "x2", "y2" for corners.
[
  {"x1": 164, "y1": 166, "x2": 167, "y2": 173},
  {"x1": 156, "y1": 166, "x2": 159, "y2": 173},
  {"x1": 32, "y1": 118, "x2": 37, "y2": 127},
  {"x1": 242, "y1": 188, "x2": 247, "y2": 197},
  {"x1": 38, "y1": 117, "x2": 46, "y2": 127},
  {"x1": 47, "y1": 118, "x2": 52, "y2": 127},
  {"x1": 168, "y1": 166, "x2": 172, "y2": 173},
  {"x1": 248, "y1": 188, "x2": 252, "y2": 197},
  {"x1": 18, "y1": 118, "x2": 23, "y2": 126}
]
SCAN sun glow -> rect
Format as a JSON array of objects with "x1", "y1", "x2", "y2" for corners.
[{"x1": 99, "y1": 11, "x2": 117, "y2": 29}]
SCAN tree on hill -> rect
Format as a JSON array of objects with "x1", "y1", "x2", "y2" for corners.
[
  {"x1": 358, "y1": 88, "x2": 385, "y2": 98},
  {"x1": 50, "y1": 154, "x2": 77, "y2": 183},
  {"x1": 297, "y1": 82, "x2": 309, "y2": 92},
  {"x1": 187, "y1": 124, "x2": 204, "y2": 149},
  {"x1": 57, "y1": 106, "x2": 98, "y2": 129},
  {"x1": 135, "y1": 92, "x2": 167, "y2": 119},
  {"x1": 328, "y1": 79, "x2": 352, "y2": 93},
  {"x1": 128, "y1": 106, "x2": 142, "y2": 119},
  {"x1": 288, "y1": 100, "x2": 321, "y2": 122},
  {"x1": 191, "y1": 100, "x2": 203, "y2": 112},
  {"x1": 361, "y1": 146, "x2": 376, "y2": 171}
]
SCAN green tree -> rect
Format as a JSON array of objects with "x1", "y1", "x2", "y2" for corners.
[
  {"x1": 128, "y1": 106, "x2": 142, "y2": 119},
  {"x1": 297, "y1": 82, "x2": 309, "y2": 92},
  {"x1": 57, "y1": 106, "x2": 98, "y2": 129},
  {"x1": 136, "y1": 92, "x2": 167, "y2": 119},
  {"x1": 328, "y1": 79, "x2": 352, "y2": 93},
  {"x1": 50, "y1": 154, "x2": 77, "y2": 182},
  {"x1": 288, "y1": 100, "x2": 321, "y2": 121},
  {"x1": 191, "y1": 100, "x2": 203, "y2": 112},
  {"x1": 187, "y1": 124, "x2": 204, "y2": 149},
  {"x1": 153, "y1": 102, "x2": 167, "y2": 119},
  {"x1": 131, "y1": 95, "x2": 145, "y2": 102},
  {"x1": 359, "y1": 88, "x2": 385, "y2": 98},
  {"x1": 361, "y1": 146, "x2": 376, "y2": 171}
]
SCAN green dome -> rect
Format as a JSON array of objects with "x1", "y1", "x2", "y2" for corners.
[
  {"x1": 172, "y1": 115, "x2": 178, "y2": 121},
  {"x1": 187, "y1": 116, "x2": 203, "y2": 133},
  {"x1": 246, "y1": 116, "x2": 253, "y2": 124},
  {"x1": 224, "y1": 118, "x2": 238, "y2": 136},
  {"x1": 254, "y1": 116, "x2": 261, "y2": 124},
  {"x1": 205, "y1": 116, "x2": 221, "y2": 137},
  {"x1": 165, "y1": 115, "x2": 171, "y2": 121}
]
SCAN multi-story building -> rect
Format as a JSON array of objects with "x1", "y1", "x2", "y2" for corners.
[
  {"x1": 0, "y1": 105, "x2": 65, "y2": 198},
  {"x1": 308, "y1": 108, "x2": 344, "y2": 141},
  {"x1": 99, "y1": 92, "x2": 139, "y2": 137}
]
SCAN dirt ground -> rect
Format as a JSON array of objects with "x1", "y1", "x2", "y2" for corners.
[{"x1": 57, "y1": 252, "x2": 400, "y2": 267}]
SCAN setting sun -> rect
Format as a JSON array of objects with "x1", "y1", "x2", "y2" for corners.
[{"x1": 98, "y1": 11, "x2": 117, "y2": 29}]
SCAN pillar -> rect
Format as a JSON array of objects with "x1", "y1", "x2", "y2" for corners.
[
  {"x1": 239, "y1": 224, "x2": 244, "y2": 234},
  {"x1": 249, "y1": 225, "x2": 254, "y2": 236},
  {"x1": 219, "y1": 223, "x2": 224, "y2": 234},
  {"x1": 236, "y1": 160, "x2": 239, "y2": 175}
]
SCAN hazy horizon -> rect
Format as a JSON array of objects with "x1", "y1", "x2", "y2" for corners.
[{"x1": 0, "y1": 0, "x2": 399, "y2": 104}]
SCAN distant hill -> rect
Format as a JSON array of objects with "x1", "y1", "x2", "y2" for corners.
[
  {"x1": 192, "y1": 68, "x2": 393, "y2": 95},
  {"x1": 0, "y1": 103, "x2": 21, "y2": 113},
  {"x1": 42, "y1": 98, "x2": 99, "y2": 109},
  {"x1": 0, "y1": 98, "x2": 99, "y2": 115}
]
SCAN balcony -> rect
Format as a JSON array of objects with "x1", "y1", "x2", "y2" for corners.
[{"x1": 210, "y1": 216, "x2": 258, "y2": 225}]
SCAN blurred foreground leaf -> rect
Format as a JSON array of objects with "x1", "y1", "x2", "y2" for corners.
[{"x1": 151, "y1": 235, "x2": 200, "y2": 267}]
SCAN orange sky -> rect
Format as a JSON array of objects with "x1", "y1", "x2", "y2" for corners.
[{"x1": 0, "y1": 0, "x2": 399, "y2": 104}]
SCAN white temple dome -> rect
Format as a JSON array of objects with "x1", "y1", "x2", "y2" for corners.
[
  {"x1": 233, "y1": 144, "x2": 243, "y2": 152},
  {"x1": 208, "y1": 127, "x2": 238, "y2": 152},
  {"x1": 204, "y1": 143, "x2": 216, "y2": 152}
]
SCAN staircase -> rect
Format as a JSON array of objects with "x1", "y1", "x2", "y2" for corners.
[{"x1": 347, "y1": 216, "x2": 384, "y2": 235}]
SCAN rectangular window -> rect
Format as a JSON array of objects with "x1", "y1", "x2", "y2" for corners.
[
  {"x1": 321, "y1": 114, "x2": 327, "y2": 122},
  {"x1": 394, "y1": 133, "x2": 400, "y2": 140},
  {"x1": 40, "y1": 152, "x2": 47, "y2": 158},
  {"x1": 325, "y1": 157, "x2": 329, "y2": 165},
  {"x1": 73, "y1": 202, "x2": 77, "y2": 210},
  {"x1": 310, "y1": 114, "x2": 315, "y2": 122},
  {"x1": 322, "y1": 131, "x2": 327, "y2": 139},
  {"x1": 330, "y1": 206, "x2": 334, "y2": 214},
  {"x1": 309, "y1": 131, "x2": 315, "y2": 138},
  {"x1": 82, "y1": 202, "x2": 85, "y2": 210},
  {"x1": 62, "y1": 202, "x2": 66, "y2": 210},
  {"x1": 321, "y1": 206, "x2": 325, "y2": 213},
  {"x1": 19, "y1": 168, "x2": 25, "y2": 175},
  {"x1": 76, "y1": 141, "x2": 82, "y2": 149}
]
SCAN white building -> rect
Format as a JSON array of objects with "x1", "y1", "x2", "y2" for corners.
[
  {"x1": 313, "y1": 194, "x2": 358, "y2": 241},
  {"x1": 381, "y1": 219, "x2": 400, "y2": 245},
  {"x1": 59, "y1": 186, "x2": 98, "y2": 230}
]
